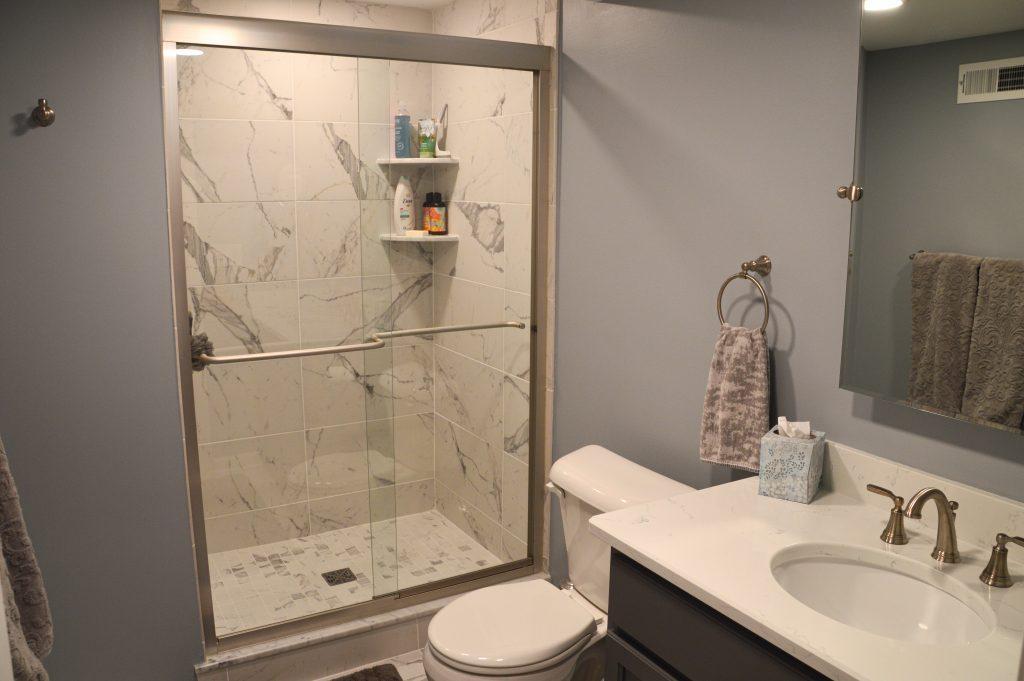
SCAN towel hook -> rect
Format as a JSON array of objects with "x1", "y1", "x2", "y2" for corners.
[
  {"x1": 31, "y1": 98, "x2": 55, "y2": 127},
  {"x1": 717, "y1": 255, "x2": 771, "y2": 333}
]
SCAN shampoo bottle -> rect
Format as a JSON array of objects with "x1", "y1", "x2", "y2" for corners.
[
  {"x1": 393, "y1": 176, "x2": 415, "y2": 234},
  {"x1": 394, "y1": 103, "x2": 412, "y2": 159}
]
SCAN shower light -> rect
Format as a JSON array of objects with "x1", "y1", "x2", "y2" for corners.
[
  {"x1": 176, "y1": 46, "x2": 205, "y2": 56},
  {"x1": 864, "y1": 0, "x2": 904, "y2": 11}
]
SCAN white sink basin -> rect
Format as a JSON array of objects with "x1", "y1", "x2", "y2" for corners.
[{"x1": 771, "y1": 543, "x2": 996, "y2": 646}]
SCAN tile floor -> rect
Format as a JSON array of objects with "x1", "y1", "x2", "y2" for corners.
[{"x1": 209, "y1": 509, "x2": 501, "y2": 635}]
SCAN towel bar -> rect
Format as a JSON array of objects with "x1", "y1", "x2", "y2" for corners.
[
  {"x1": 196, "y1": 321, "x2": 526, "y2": 366},
  {"x1": 716, "y1": 256, "x2": 771, "y2": 333}
]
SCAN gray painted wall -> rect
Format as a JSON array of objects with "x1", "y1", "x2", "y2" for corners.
[
  {"x1": 0, "y1": 2, "x2": 202, "y2": 678},
  {"x1": 553, "y1": 0, "x2": 1024, "y2": 581},
  {"x1": 843, "y1": 30, "x2": 1024, "y2": 399}
]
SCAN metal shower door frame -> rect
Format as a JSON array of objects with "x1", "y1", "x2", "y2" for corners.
[{"x1": 160, "y1": 11, "x2": 553, "y2": 653}]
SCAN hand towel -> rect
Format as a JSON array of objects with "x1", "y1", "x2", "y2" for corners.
[
  {"x1": 908, "y1": 252, "x2": 982, "y2": 415},
  {"x1": 699, "y1": 324, "x2": 770, "y2": 471},
  {"x1": 0, "y1": 436, "x2": 51, "y2": 680},
  {"x1": 961, "y1": 258, "x2": 1024, "y2": 430}
]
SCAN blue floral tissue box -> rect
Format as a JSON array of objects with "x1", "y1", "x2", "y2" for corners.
[{"x1": 758, "y1": 426, "x2": 826, "y2": 504}]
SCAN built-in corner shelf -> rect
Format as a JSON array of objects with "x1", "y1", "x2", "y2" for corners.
[
  {"x1": 380, "y1": 233, "x2": 459, "y2": 243},
  {"x1": 376, "y1": 157, "x2": 459, "y2": 166}
]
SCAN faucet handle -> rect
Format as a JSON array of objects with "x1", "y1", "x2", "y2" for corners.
[
  {"x1": 980, "y1": 533, "x2": 1024, "y2": 588},
  {"x1": 866, "y1": 484, "x2": 908, "y2": 545}
]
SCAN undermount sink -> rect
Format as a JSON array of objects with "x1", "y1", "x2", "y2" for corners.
[{"x1": 771, "y1": 543, "x2": 996, "y2": 646}]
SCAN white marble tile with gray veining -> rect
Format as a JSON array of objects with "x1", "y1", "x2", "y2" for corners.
[
  {"x1": 433, "y1": 275, "x2": 504, "y2": 368},
  {"x1": 364, "y1": 344, "x2": 434, "y2": 420},
  {"x1": 444, "y1": 118, "x2": 505, "y2": 203},
  {"x1": 436, "y1": 416, "x2": 502, "y2": 520},
  {"x1": 293, "y1": 53, "x2": 359, "y2": 122},
  {"x1": 193, "y1": 360, "x2": 304, "y2": 443},
  {"x1": 434, "y1": 347, "x2": 503, "y2": 448},
  {"x1": 310, "y1": 491, "x2": 371, "y2": 533},
  {"x1": 362, "y1": 274, "x2": 434, "y2": 345},
  {"x1": 502, "y1": 375, "x2": 529, "y2": 462},
  {"x1": 435, "y1": 482, "x2": 503, "y2": 556},
  {"x1": 291, "y1": 0, "x2": 433, "y2": 32},
  {"x1": 296, "y1": 200, "x2": 361, "y2": 279},
  {"x1": 180, "y1": 119, "x2": 294, "y2": 203},
  {"x1": 301, "y1": 353, "x2": 367, "y2": 428},
  {"x1": 306, "y1": 422, "x2": 369, "y2": 499},
  {"x1": 434, "y1": 202, "x2": 505, "y2": 288},
  {"x1": 500, "y1": 529, "x2": 528, "y2": 562},
  {"x1": 502, "y1": 114, "x2": 533, "y2": 204},
  {"x1": 502, "y1": 202, "x2": 532, "y2": 294},
  {"x1": 205, "y1": 500, "x2": 309, "y2": 553},
  {"x1": 179, "y1": 47, "x2": 293, "y2": 120},
  {"x1": 367, "y1": 413, "x2": 435, "y2": 484},
  {"x1": 184, "y1": 202, "x2": 296, "y2": 286},
  {"x1": 396, "y1": 480, "x2": 435, "y2": 517},
  {"x1": 501, "y1": 452, "x2": 528, "y2": 540},
  {"x1": 199, "y1": 431, "x2": 306, "y2": 517},
  {"x1": 162, "y1": 0, "x2": 294, "y2": 20},
  {"x1": 504, "y1": 290, "x2": 531, "y2": 379},
  {"x1": 433, "y1": 0, "x2": 541, "y2": 39},
  {"x1": 190, "y1": 281, "x2": 300, "y2": 355},
  {"x1": 390, "y1": 61, "x2": 433, "y2": 122},
  {"x1": 298, "y1": 276, "x2": 365, "y2": 347},
  {"x1": 295, "y1": 121, "x2": 361, "y2": 201}
]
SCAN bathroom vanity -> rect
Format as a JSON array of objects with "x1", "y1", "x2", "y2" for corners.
[{"x1": 592, "y1": 442, "x2": 1024, "y2": 681}]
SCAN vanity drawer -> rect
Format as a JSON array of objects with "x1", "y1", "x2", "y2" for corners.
[{"x1": 608, "y1": 550, "x2": 829, "y2": 681}]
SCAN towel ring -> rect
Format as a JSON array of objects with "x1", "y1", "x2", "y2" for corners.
[{"x1": 716, "y1": 256, "x2": 771, "y2": 332}]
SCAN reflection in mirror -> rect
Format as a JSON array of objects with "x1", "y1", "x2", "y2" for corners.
[{"x1": 841, "y1": 1, "x2": 1024, "y2": 433}]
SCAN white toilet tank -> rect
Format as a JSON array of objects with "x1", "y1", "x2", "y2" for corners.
[{"x1": 549, "y1": 445, "x2": 694, "y2": 613}]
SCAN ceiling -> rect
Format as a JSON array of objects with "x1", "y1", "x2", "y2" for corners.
[{"x1": 863, "y1": 0, "x2": 1024, "y2": 51}]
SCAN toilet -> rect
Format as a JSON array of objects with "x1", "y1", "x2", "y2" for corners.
[{"x1": 422, "y1": 445, "x2": 694, "y2": 681}]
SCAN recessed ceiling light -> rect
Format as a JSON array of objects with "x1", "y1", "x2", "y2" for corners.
[
  {"x1": 864, "y1": 0, "x2": 904, "y2": 11},
  {"x1": 176, "y1": 46, "x2": 204, "y2": 57}
]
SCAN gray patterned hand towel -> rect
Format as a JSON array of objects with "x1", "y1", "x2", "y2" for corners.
[
  {"x1": 961, "y1": 258, "x2": 1024, "y2": 429},
  {"x1": 0, "y1": 436, "x2": 52, "y2": 680},
  {"x1": 908, "y1": 252, "x2": 982, "y2": 415},
  {"x1": 699, "y1": 324, "x2": 769, "y2": 471}
]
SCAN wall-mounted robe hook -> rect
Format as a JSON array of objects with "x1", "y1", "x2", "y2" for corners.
[{"x1": 31, "y1": 99, "x2": 55, "y2": 127}]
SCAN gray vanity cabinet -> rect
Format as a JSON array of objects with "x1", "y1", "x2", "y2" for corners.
[{"x1": 606, "y1": 550, "x2": 830, "y2": 681}]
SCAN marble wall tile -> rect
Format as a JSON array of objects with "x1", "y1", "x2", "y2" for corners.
[
  {"x1": 205, "y1": 501, "x2": 309, "y2": 553},
  {"x1": 502, "y1": 114, "x2": 533, "y2": 204},
  {"x1": 180, "y1": 119, "x2": 294, "y2": 203},
  {"x1": 432, "y1": 275, "x2": 503, "y2": 368},
  {"x1": 161, "y1": 0, "x2": 293, "y2": 20},
  {"x1": 199, "y1": 431, "x2": 306, "y2": 517},
  {"x1": 390, "y1": 61, "x2": 434, "y2": 122},
  {"x1": 503, "y1": 291, "x2": 530, "y2": 379},
  {"x1": 500, "y1": 530, "x2": 528, "y2": 562},
  {"x1": 397, "y1": 479, "x2": 435, "y2": 516},
  {"x1": 435, "y1": 482, "x2": 502, "y2": 557},
  {"x1": 358, "y1": 124, "x2": 393, "y2": 200},
  {"x1": 365, "y1": 344, "x2": 434, "y2": 420},
  {"x1": 442, "y1": 118, "x2": 505, "y2": 203},
  {"x1": 194, "y1": 360, "x2": 304, "y2": 443},
  {"x1": 358, "y1": 59, "x2": 390, "y2": 127},
  {"x1": 502, "y1": 202, "x2": 532, "y2": 294},
  {"x1": 435, "y1": 416, "x2": 501, "y2": 520},
  {"x1": 362, "y1": 274, "x2": 434, "y2": 344},
  {"x1": 295, "y1": 121, "x2": 361, "y2": 201},
  {"x1": 190, "y1": 281, "x2": 300, "y2": 355},
  {"x1": 306, "y1": 423, "x2": 370, "y2": 499},
  {"x1": 298, "y1": 277, "x2": 365, "y2": 347},
  {"x1": 293, "y1": 54, "x2": 359, "y2": 123},
  {"x1": 503, "y1": 375, "x2": 529, "y2": 462},
  {"x1": 501, "y1": 452, "x2": 528, "y2": 540},
  {"x1": 367, "y1": 414, "x2": 435, "y2": 484},
  {"x1": 301, "y1": 353, "x2": 367, "y2": 428},
  {"x1": 292, "y1": 0, "x2": 433, "y2": 32},
  {"x1": 433, "y1": 0, "x2": 541, "y2": 39},
  {"x1": 434, "y1": 346, "x2": 503, "y2": 448},
  {"x1": 179, "y1": 47, "x2": 293, "y2": 121},
  {"x1": 296, "y1": 200, "x2": 361, "y2": 279},
  {"x1": 432, "y1": 64, "x2": 508, "y2": 123},
  {"x1": 184, "y1": 201, "x2": 297, "y2": 286},
  {"x1": 434, "y1": 203, "x2": 505, "y2": 288},
  {"x1": 310, "y1": 491, "x2": 371, "y2": 533},
  {"x1": 369, "y1": 485, "x2": 397, "y2": 522},
  {"x1": 359, "y1": 199, "x2": 393, "y2": 277}
]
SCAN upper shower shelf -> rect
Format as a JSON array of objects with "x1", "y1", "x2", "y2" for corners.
[
  {"x1": 376, "y1": 157, "x2": 460, "y2": 166},
  {"x1": 380, "y1": 233, "x2": 459, "y2": 243}
]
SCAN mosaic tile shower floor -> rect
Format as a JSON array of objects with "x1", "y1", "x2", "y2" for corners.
[{"x1": 209, "y1": 509, "x2": 501, "y2": 635}]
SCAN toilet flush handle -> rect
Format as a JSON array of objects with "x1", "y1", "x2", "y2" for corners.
[{"x1": 545, "y1": 481, "x2": 565, "y2": 501}]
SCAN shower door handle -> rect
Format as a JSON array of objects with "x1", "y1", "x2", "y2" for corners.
[{"x1": 194, "y1": 321, "x2": 526, "y2": 366}]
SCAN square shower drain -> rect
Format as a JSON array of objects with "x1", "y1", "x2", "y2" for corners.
[{"x1": 322, "y1": 567, "x2": 357, "y2": 586}]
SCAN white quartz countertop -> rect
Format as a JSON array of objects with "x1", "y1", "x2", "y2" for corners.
[{"x1": 590, "y1": 476, "x2": 1024, "y2": 681}]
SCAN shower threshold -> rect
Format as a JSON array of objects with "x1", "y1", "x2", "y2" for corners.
[{"x1": 208, "y1": 509, "x2": 501, "y2": 636}]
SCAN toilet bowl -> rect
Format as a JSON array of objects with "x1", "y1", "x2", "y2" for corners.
[{"x1": 423, "y1": 446, "x2": 694, "y2": 681}]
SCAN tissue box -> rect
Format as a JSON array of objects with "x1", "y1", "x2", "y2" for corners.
[{"x1": 758, "y1": 425, "x2": 826, "y2": 504}]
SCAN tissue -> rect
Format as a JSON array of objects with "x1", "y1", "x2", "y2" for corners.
[{"x1": 778, "y1": 416, "x2": 812, "y2": 439}]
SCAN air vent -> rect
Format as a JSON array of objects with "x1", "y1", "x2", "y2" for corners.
[{"x1": 958, "y1": 56, "x2": 1024, "y2": 104}]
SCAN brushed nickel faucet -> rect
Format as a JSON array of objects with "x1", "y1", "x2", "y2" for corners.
[
  {"x1": 866, "y1": 484, "x2": 908, "y2": 545},
  {"x1": 980, "y1": 533, "x2": 1024, "y2": 588},
  {"x1": 904, "y1": 487, "x2": 960, "y2": 563}
]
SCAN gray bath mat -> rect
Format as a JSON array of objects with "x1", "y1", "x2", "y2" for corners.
[{"x1": 332, "y1": 663, "x2": 404, "y2": 681}]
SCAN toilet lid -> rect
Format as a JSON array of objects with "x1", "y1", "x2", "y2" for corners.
[{"x1": 428, "y1": 580, "x2": 597, "y2": 671}]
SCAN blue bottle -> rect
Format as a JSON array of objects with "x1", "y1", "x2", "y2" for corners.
[{"x1": 394, "y1": 103, "x2": 412, "y2": 159}]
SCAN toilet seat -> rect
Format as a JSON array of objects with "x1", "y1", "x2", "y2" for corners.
[{"x1": 426, "y1": 581, "x2": 598, "y2": 676}]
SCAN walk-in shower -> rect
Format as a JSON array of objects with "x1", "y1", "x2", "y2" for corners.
[{"x1": 161, "y1": 11, "x2": 551, "y2": 651}]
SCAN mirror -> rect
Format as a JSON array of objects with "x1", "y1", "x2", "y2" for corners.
[{"x1": 841, "y1": 1, "x2": 1024, "y2": 434}]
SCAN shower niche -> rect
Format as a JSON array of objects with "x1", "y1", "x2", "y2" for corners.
[{"x1": 164, "y1": 12, "x2": 550, "y2": 645}]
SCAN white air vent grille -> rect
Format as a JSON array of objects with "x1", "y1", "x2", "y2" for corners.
[{"x1": 958, "y1": 56, "x2": 1024, "y2": 104}]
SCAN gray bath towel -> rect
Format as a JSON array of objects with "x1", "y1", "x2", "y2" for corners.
[
  {"x1": 699, "y1": 324, "x2": 770, "y2": 471},
  {"x1": 961, "y1": 258, "x2": 1024, "y2": 430},
  {"x1": 908, "y1": 252, "x2": 982, "y2": 415},
  {"x1": 0, "y1": 436, "x2": 51, "y2": 680}
]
